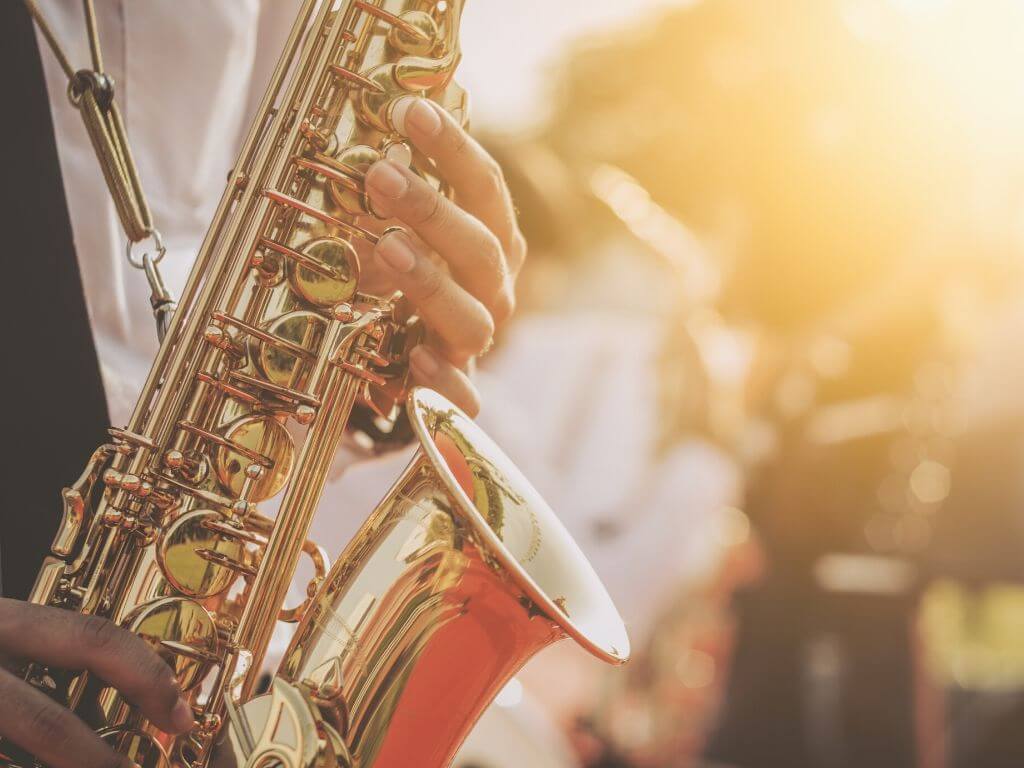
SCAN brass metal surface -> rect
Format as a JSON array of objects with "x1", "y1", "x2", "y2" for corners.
[
  {"x1": 2, "y1": 3, "x2": 630, "y2": 767},
  {"x1": 257, "y1": 388, "x2": 628, "y2": 768}
]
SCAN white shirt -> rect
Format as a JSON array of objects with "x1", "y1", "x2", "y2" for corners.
[{"x1": 38, "y1": 0, "x2": 301, "y2": 427}]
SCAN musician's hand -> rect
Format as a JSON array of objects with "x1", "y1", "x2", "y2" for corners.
[
  {"x1": 362, "y1": 97, "x2": 526, "y2": 417},
  {"x1": 0, "y1": 599, "x2": 194, "y2": 768}
]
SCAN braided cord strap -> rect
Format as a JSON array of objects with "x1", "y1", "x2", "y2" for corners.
[
  {"x1": 75, "y1": 76, "x2": 152, "y2": 242},
  {"x1": 25, "y1": 0, "x2": 173, "y2": 339}
]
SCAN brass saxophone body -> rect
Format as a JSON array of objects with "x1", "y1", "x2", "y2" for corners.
[{"x1": 4, "y1": 2, "x2": 629, "y2": 767}]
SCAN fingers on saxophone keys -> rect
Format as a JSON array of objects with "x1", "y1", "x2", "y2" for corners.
[
  {"x1": 0, "y1": 599, "x2": 194, "y2": 735},
  {"x1": 373, "y1": 230, "x2": 494, "y2": 365},
  {"x1": 389, "y1": 97, "x2": 522, "y2": 263},
  {"x1": 364, "y1": 159, "x2": 511, "y2": 314},
  {"x1": 0, "y1": 667, "x2": 134, "y2": 768},
  {"x1": 409, "y1": 345, "x2": 481, "y2": 418}
]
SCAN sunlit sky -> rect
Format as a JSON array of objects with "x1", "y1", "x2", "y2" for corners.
[
  {"x1": 460, "y1": 0, "x2": 684, "y2": 131},
  {"x1": 457, "y1": 0, "x2": 1024, "y2": 135}
]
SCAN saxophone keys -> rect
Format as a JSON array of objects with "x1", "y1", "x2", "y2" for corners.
[
  {"x1": 386, "y1": 11, "x2": 439, "y2": 56},
  {"x1": 163, "y1": 449, "x2": 186, "y2": 470},
  {"x1": 158, "y1": 639, "x2": 222, "y2": 666},
  {"x1": 96, "y1": 727, "x2": 170, "y2": 768},
  {"x1": 296, "y1": 154, "x2": 363, "y2": 191},
  {"x1": 383, "y1": 139, "x2": 413, "y2": 168},
  {"x1": 157, "y1": 473, "x2": 242, "y2": 515},
  {"x1": 354, "y1": 1, "x2": 435, "y2": 50},
  {"x1": 101, "y1": 468, "x2": 148, "y2": 499},
  {"x1": 298, "y1": 118, "x2": 332, "y2": 153},
  {"x1": 263, "y1": 188, "x2": 381, "y2": 244},
  {"x1": 295, "y1": 404, "x2": 317, "y2": 425},
  {"x1": 203, "y1": 323, "x2": 246, "y2": 359},
  {"x1": 354, "y1": 65, "x2": 405, "y2": 133},
  {"x1": 353, "y1": 345, "x2": 390, "y2": 368},
  {"x1": 212, "y1": 416, "x2": 296, "y2": 502},
  {"x1": 52, "y1": 444, "x2": 113, "y2": 556},
  {"x1": 256, "y1": 310, "x2": 327, "y2": 389},
  {"x1": 175, "y1": 417, "x2": 295, "y2": 502},
  {"x1": 126, "y1": 596, "x2": 220, "y2": 692},
  {"x1": 163, "y1": 448, "x2": 210, "y2": 485},
  {"x1": 213, "y1": 370, "x2": 322, "y2": 426},
  {"x1": 336, "y1": 361, "x2": 387, "y2": 387},
  {"x1": 107, "y1": 427, "x2": 158, "y2": 452},
  {"x1": 218, "y1": 678, "x2": 341, "y2": 768},
  {"x1": 332, "y1": 302, "x2": 355, "y2": 322},
  {"x1": 201, "y1": 517, "x2": 266, "y2": 546},
  {"x1": 211, "y1": 311, "x2": 318, "y2": 361},
  {"x1": 158, "y1": 509, "x2": 248, "y2": 598},
  {"x1": 328, "y1": 63, "x2": 386, "y2": 94},
  {"x1": 258, "y1": 235, "x2": 344, "y2": 282},
  {"x1": 195, "y1": 371, "x2": 262, "y2": 408},
  {"x1": 178, "y1": 420, "x2": 275, "y2": 469},
  {"x1": 305, "y1": 144, "x2": 377, "y2": 216},
  {"x1": 117, "y1": 474, "x2": 143, "y2": 494}
]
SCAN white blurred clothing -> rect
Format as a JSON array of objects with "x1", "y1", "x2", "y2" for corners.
[
  {"x1": 478, "y1": 313, "x2": 740, "y2": 639},
  {"x1": 453, "y1": 685, "x2": 579, "y2": 768},
  {"x1": 478, "y1": 313, "x2": 741, "y2": 722},
  {"x1": 957, "y1": 297, "x2": 1024, "y2": 429}
]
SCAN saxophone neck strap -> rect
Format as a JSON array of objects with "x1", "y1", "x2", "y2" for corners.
[{"x1": 24, "y1": 0, "x2": 174, "y2": 340}]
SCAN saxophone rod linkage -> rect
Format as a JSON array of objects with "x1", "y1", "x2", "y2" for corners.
[
  {"x1": 177, "y1": 421, "x2": 275, "y2": 468},
  {"x1": 226, "y1": 369, "x2": 322, "y2": 408},
  {"x1": 353, "y1": 0, "x2": 432, "y2": 41},
  {"x1": 329, "y1": 63, "x2": 386, "y2": 93},
  {"x1": 293, "y1": 155, "x2": 364, "y2": 192},
  {"x1": 263, "y1": 188, "x2": 381, "y2": 244},
  {"x1": 211, "y1": 310, "x2": 318, "y2": 359},
  {"x1": 128, "y1": 0, "x2": 342, "y2": 456},
  {"x1": 123, "y1": 0, "x2": 323, "y2": 440},
  {"x1": 257, "y1": 235, "x2": 342, "y2": 279}
]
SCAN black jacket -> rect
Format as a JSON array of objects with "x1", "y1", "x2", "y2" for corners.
[{"x1": 0, "y1": 3, "x2": 110, "y2": 600}]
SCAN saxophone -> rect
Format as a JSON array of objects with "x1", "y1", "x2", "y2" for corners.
[{"x1": 4, "y1": 2, "x2": 629, "y2": 767}]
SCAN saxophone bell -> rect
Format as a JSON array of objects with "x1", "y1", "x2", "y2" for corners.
[{"x1": 218, "y1": 387, "x2": 629, "y2": 768}]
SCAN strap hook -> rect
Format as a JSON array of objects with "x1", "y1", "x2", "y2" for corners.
[{"x1": 127, "y1": 228, "x2": 167, "y2": 269}]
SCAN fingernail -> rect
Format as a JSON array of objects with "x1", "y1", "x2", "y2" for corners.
[
  {"x1": 172, "y1": 697, "x2": 194, "y2": 732},
  {"x1": 366, "y1": 160, "x2": 408, "y2": 200},
  {"x1": 390, "y1": 96, "x2": 415, "y2": 135},
  {"x1": 410, "y1": 345, "x2": 440, "y2": 378},
  {"x1": 376, "y1": 231, "x2": 416, "y2": 273},
  {"x1": 404, "y1": 98, "x2": 442, "y2": 137}
]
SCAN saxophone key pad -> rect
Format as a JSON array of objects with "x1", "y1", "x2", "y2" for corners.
[
  {"x1": 326, "y1": 144, "x2": 379, "y2": 216},
  {"x1": 124, "y1": 596, "x2": 219, "y2": 692},
  {"x1": 214, "y1": 415, "x2": 295, "y2": 502},
  {"x1": 157, "y1": 509, "x2": 248, "y2": 598},
  {"x1": 255, "y1": 310, "x2": 328, "y2": 389},
  {"x1": 287, "y1": 238, "x2": 359, "y2": 307}
]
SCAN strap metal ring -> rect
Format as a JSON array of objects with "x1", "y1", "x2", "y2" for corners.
[
  {"x1": 126, "y1": 229, "x2": 166, "y2": 269},
  {"x1": 67, "y1": 70, "x2": 114, "y2": 109}
]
